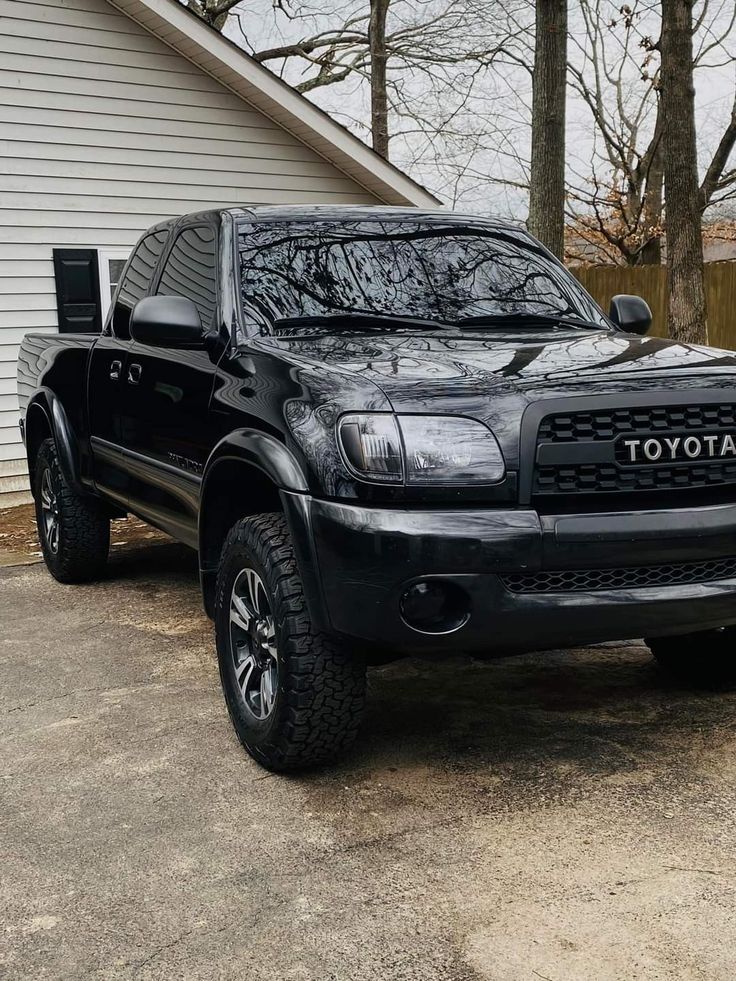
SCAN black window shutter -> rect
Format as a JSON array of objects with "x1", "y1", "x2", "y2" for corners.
[{"x1": 52, "y1": 249, "x2": 102, "y2": 334}]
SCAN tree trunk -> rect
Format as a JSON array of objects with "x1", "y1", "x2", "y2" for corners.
[
  {"x1": 369, "y1": 0, "x2": 390, "y2": 159},
  {"x1": 528, "y1": 0, "x2": 567, "y2": 259},
  {"x1": 660, "y1": 0, "x2": 707, "y2": 343}
]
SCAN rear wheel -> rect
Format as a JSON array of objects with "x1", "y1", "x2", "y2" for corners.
[
  {"x1": 33, "y1": 438, "x2": 110, "y2": 583},
  {"x1": 215, "y1": 513, "x2": 367, "y2": 771},
  {"x1": 646, "y1": 628, "x2": 736, "y2": 688}
]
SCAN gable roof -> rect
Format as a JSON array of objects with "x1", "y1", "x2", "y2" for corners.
[{"x1": 107, "y1": 0, "x2": 441, "y2": 209}]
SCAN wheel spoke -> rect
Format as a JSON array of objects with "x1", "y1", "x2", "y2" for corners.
[
  {"x1": 260, "y1": 666, "x2": 276, "y2": 716},
  {"x1": 263, "y1": 619, "x2": 277, "y2": 658},
  {"x1": 235, "y1": 654, "x2": 256, "y2": 695},
  {"x1": 230, "y1": 594, "x2": 252, "y2": 632},
  {"x1": 244, "y1": 568, "x2": 262, "y2": 615}
]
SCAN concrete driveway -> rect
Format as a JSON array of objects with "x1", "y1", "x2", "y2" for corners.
[{"x1": 2, "y1": 515, "x2": 736, "y2": 980}]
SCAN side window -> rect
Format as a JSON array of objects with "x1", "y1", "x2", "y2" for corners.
[
  {"x1": 112, "y1": 229, "x2": 168, "y2": 339},
  {"x1": 157, "y1": 226, "x2": 217, "y2": 328}
]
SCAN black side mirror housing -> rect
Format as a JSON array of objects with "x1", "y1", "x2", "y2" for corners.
[
  {"x1": 130, "y1": 295, "x2": 205, "y2": 348},
  {"x1": 609, "y1": 294, "x2": 652, "y2": 336}
]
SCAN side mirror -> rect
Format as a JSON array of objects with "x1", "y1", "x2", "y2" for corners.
[
  {"x1": 609, "y1": 294, "x2": 652, "y2": 336},
  {"x1": 130, "y1": 295, "x2": 204, "y2": 348}
]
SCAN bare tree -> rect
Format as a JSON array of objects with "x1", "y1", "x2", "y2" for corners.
[
  {"x1": 660, "y1": 0, "x2": 707, "y2": 343},
  {"x1": 567, "y1": 0, "x2": 736, "y2": 268},
  {"x1": 566, "y1": 1, "x2": 663, "y2": 264},
  {"x1": 183, "y1": 0, "x2": 736, "y2": 245},
  {"x1": 528, "y1": 0, "x2": 568, "y2": 258},
  {"x1": 186, "y1": 0, "x2": 238, "y2": 30}
]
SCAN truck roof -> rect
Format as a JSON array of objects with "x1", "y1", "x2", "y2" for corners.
[{"x1": 150, "y1": 205, "x2": 525, "y2": 234}]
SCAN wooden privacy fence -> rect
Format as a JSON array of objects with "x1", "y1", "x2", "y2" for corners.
[{"x1": 571, "y1": 262, "x2": 736, "y2": 352}]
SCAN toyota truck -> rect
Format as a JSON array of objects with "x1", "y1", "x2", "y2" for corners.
[{"x1": 17, "y1": 206, "x2": 736, "y2": 770}]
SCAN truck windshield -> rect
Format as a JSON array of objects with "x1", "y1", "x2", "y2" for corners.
[{"x1": 237, "y1": 219, "x2": 609, "y2": 333}]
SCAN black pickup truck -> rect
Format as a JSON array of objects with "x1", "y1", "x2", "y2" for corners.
[{"x1": 17, "y1": 206, "x2": 736, "y2": 769}]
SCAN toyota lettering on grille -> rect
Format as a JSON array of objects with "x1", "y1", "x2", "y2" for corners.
[{"x1": 620, "y1": 433, "x2": 736, "y2": 463}]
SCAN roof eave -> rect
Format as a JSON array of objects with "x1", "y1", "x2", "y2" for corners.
[{"x1": 107, "y1": 0, "x2": 441, "y2": 209}]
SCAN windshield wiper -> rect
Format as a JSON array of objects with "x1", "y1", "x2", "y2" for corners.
[
  {"x1": 272, "y1": 313, "x2": 450, "y2": 333},
  {"x1": 457, "y1": 312, "x2": 606, "y2": 331},
  {"x1": 272, "y1": 311, "x2": 608, "y2": 334}
]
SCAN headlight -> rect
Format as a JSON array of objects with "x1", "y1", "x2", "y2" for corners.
[
  {"x1": 399, "y1": 415, "x2": 505, "y2": 484},
  {"x1": 337, "y1": 413, "x2": 403, "y2": 482},
  {"x1": 338, "y1": 413, "x2": 505, "y2": 485}
]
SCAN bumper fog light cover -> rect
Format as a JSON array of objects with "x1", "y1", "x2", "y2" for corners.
[{"x1": 399, "y1": 579, "x2": 471, "y2": 635}]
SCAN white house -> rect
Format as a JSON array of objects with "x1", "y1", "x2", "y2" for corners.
[{"x1": 0, "y1": 0, "x2": 439, "y2": 506}]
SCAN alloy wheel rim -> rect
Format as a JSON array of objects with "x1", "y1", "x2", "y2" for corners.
[
  {"x1": 40, "y1": 469, "x2": 60, "y2": 554},
  {"x1": 229, "y1": 567, "x2": 278, "y2": 720}
]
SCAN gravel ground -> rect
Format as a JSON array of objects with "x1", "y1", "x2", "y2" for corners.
[{"x1": 2, "y1": 509, "x2": 736, "y2": 980}]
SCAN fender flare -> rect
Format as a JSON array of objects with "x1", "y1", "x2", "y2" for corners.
[
  {"x1": 25, "y1": 388, "x2": 83, "y2": 493},
  {"x1": 198, "y1": 428, "x2": 309, "y2": 570},
  {"x1": 197, "y1": 430, "x2": 319, "y2": 621},
  {"x1": 201, "y1": 429, "x2": 309, "y2": 500}
]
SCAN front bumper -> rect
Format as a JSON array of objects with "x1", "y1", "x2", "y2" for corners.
[{"x1": 283, "y1": 495, "x2": 736, "y2": 654}]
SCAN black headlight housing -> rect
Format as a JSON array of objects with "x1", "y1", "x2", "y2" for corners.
[{"x1": 337, "y1": 412, "x2": 506, "y2": 486}]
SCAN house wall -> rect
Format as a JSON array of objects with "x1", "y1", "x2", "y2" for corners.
[{"x1": 0, "y1": 0, "x2": 381, "y2": 506}]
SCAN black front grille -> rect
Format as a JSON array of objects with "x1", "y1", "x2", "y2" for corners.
[
  {"x1": 503, "y1": 556, "x2": 736, "y2": 593},
  {"x1": 536, "y1": 459, "x2": 736, "y2": 495},
  {"x1": 537, "y1": 403, "x2": 736, "y2": 442},
  {"x1": 534, "y1": 402, "x2": 736, "y2": 499}
]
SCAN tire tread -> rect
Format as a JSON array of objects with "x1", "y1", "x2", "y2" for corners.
[
  {"x1": 34, "y1": 438, "x2": 109, "y2": 584},
  {"x1": 215, "y1": 513, "x2": 366, "y2": 771}
]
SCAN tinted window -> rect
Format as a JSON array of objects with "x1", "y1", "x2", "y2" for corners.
[
  {"x1": 112, "y1": 229, "x2": 168, "y2": 339},
  {"x1": 238, "y1": 220, "x2": 608, "y2": 331},
  {"x1": 157, "y1": 226, "x2": 217, "y2": 327}
]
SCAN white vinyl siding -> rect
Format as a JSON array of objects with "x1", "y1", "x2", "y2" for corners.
[{"x1": 0, "y1": 0, "x2": 383, "y2": 504}]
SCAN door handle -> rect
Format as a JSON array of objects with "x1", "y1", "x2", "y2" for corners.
[
  {"x1": 109, "y1": 360, "x2": 121, "y2": 381},
  {"x1": 127, "y1": 363, "x2": 143, "y2": 385}
]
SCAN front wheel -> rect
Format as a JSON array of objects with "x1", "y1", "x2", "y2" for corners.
[
  {"x1": 215, "y1": 513, "x2": 366, "y2": 771},
  {"x1": 646, "y1": 628, "x2": 736, "y2": 688},
  {"x1": 33, "y1": 438, "x2": 110, "y2": 583}
]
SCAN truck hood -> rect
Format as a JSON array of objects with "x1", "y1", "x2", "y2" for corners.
[
  {"x1": 266, "y1": 328, "x2": 736, "y2": 397},
  {"x1": 262, "y1": 328, "x2": 736, "y2": 470}
]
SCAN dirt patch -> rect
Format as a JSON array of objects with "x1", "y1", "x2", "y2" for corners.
[{"x1": 0, "y1": 503, "x2": 168, "y2": 565}]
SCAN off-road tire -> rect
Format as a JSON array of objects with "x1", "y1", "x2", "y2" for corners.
[
  {"x1": 646, "y1": 628, "x2": 736, "y2": 688},
  {"x1": 215, "y1": 513, "x2": 367, "y2": 771},
  {"x1": 33, "y1": 437, "x2": 110, "y2": 583}
]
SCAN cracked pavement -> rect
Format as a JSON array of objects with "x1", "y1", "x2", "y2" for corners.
[{"x1": 2, "y1": 534, "x2": 736, "y2": 979}]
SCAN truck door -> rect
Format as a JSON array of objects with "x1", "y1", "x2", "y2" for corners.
[
  {"x1": 120, "y1": 223, "x2": 221, "y2": 547},
  {"x1": 88, "y1": 229, "x2": 168, "y2": 506}
]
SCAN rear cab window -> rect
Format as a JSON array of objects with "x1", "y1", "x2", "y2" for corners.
[{"x1": 111, "y1": 229, "x2": 169, "y2": 339}]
